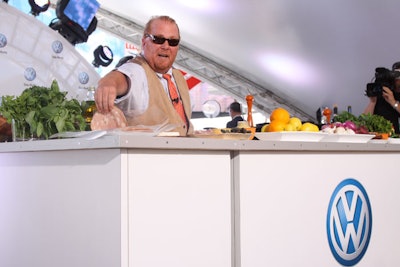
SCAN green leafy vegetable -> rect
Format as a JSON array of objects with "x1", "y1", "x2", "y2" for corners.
[
  {"x1": 332, "y1": 111, "x2": 358, "y2": 123},
  {"x1": 358, "y1": 113, "x2": 394, "y2": 134},
  {"x1": 333, "y1": 111, "x2": 393, "y2": 134},
  {"x1": 0, "y1": 80, "x2": 86, "y2": 139}
]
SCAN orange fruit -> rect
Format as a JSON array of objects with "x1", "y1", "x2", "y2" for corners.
[
  {"x1": 270, "y1": 108, "x2": 290, "y2": 124},
  {"x1": 267, "y1": 120, "x2": 286, "y2": 132}
]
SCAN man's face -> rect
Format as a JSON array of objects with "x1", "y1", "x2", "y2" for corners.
[{"x1": 141, "y1": 19, "x2": 180, "y2": 74}]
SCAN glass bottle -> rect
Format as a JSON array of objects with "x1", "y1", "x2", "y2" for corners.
[
  {"x1": 316, "y1": 107, "x2": 322, "y2": 125},
  {"x1": 333, "y1": 105, "x2": 338, "y2": 116},
  {"x1": 323, "y1": 106, "x2": 332, "y2": 124},
  {"x1": 347, "y1": 105, "x2": 352, "y2": 114},
  {"x1": 332, "y1": 104, "x2": 338, "y2": 121},
  {"x1": 84, "y1": 87, "x2": 96, "y2": 125}
]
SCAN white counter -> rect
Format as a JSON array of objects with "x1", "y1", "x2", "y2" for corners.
[
  {"x1": 1, "y1": 134, "x2": 400, "y2": 152},
  {"x1": 0, "y1": 135, "x2": 399, "y2": 267}
]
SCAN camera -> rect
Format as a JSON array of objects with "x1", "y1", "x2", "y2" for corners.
[{"x1": 365, "y1": 67, "x2": 400, "y2": 97}]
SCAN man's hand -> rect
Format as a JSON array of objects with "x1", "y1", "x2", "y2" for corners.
[
  {"x1": 95, "y1": 82, "x2": 118, "y2": 113},
  {"x1": 94, "y1": 71, "x2": 128, "y2": 113},
  {"x1": 368, "y1": 95, "x2": 377, "y2": 104},
  {"x1": 382, "y1": 86, "x2": 396, "y2": 106}
]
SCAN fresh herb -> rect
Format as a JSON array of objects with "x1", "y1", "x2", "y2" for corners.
[
  {"x1": 358, "y1": 113, "x2": 394, "y2": 134},
  {"x1": 0, "y1": 80, "x2": 86, "y2": 139},
  {"x1": 332, "y1": 111, "x2": 393, "y2": 134},
  {"x1": 333, "y1": 111, "x2": 358, "y2": 123}
]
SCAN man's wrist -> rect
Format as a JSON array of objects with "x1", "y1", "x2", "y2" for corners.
[{"x1": 394, "y1": 101, "x2": 399, "y2": 109}]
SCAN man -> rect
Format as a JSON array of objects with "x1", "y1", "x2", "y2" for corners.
[
  {"x1": 94, "y1": 16, "x2": 193, "y2": 136},
  {"x1": 363, "y1": 62, "x2": 400, "y2": 133},
  {"x1": 226, "y1": 102, "x2": 244, "y2": 128}
]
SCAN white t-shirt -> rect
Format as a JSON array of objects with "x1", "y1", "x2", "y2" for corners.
[{"x1": 115, "y1": 62, "x2": 175, "y2": 117}]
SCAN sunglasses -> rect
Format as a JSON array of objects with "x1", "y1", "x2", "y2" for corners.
[{"x1": 145, "y1": 34, "x2": 180, "y2": 47}]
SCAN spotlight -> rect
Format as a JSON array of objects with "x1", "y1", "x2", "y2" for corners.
[
  {"x1": 49, "y1": 0, "x2": 99, "y2": 45},
  {"x1": 29, "y1": 0, "x2": 50, "y2": 16},
  {"x1": 92, "y1": 45, "x2": 114, "y2": 67},
  {"x1": 202, "y1": 100, "x2": 221, "y2": 118},
  {"x1": 115, "y1": 55, "x2": 134, "y2": 68}
]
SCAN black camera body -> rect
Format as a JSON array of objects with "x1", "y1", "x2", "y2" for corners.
[{"x1": 365, "y1": 67, "x2": 400, "y2": 97}]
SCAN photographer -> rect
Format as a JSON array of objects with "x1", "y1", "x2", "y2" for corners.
[{"x1": 363, "y1": 62, "x2": 400, "y2": 133}]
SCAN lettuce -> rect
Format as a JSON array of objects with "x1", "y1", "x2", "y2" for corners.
[{"x1": 0, "y1": 80, "x2": 86, "y2": 139}]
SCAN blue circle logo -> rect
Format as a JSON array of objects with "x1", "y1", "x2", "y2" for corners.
[
  {"x1": 327, "y1": 178, "x2": 372, "y2": 266},
  {"x1": 0, "y1": 33, "x2": 7, "y2": 48},
  {"x1": 78, "y1": 72, "x2": 89, "y2": 85},
  {"x1": 24, "y1": 67, "x2": 36, "y2": 81},
  {"x1": 52, "y1": 40, "x2": 63, "y2": 54}
]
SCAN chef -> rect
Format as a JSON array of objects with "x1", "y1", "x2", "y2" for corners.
[{"x1": 93, "y1": 15, "x2": 193, "y2": 136}]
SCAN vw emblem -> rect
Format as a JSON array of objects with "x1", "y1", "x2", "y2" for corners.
[
  {"x1": 52, "y1": 40, "x2": 63, "y2": 54},
  {"x1": 78, "y1": 72, "x2": 89, "y2": 85},
  {"x1": 24, "y1": 67, "x2": 37, "y2": 81},
  {"x1": 326, "y1": 178, "x2": 372, "y2": 266},
  {"x1": 0, "y1": 33, "x2": 7, "y2": 48}
]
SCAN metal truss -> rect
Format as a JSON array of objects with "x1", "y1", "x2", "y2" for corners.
[{"x1": 95, "y1": 7, "x2": 315, "y2": 121}]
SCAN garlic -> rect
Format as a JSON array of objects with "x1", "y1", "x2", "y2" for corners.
[{"x1": 334, "y1": 127, "x2": 346, "y2": 134}]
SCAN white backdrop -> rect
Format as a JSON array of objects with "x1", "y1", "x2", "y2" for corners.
[{"x1": 0, "y1": 2, "x2": 99, "y2": 101}]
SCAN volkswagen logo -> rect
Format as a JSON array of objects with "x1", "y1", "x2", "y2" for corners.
[
  {"x1": 327, "y1": 178, "x2": 372, "y2": 266},
  {"x1": 0, "y1": 33, "x2": 7, "y2": 48},
  {"x1": 78, "y1": 72, "x2": 89, "y2": 85},
  {"x1": 24, "y1": 67, "x2": 36, "y2": 81},
  {"x1": 52, "y1": 40, "x2": 63, "y2": 54}
]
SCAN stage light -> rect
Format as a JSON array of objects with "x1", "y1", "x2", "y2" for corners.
[
  {"x1": 202, "y1": 100, "x2": 221, "y2": 118},
  {"x1": 92, "y1": 45, "x2": 113, "y2": 67},
  {"x1": 49, "y1": 0, "x2": 99, "y2": 45},
  {"x1": 29, "y1": 0, "x2": 50, "y2": 16},
  {"x1": 115, "y1": 55, "x2": 134, "y2": 68}
]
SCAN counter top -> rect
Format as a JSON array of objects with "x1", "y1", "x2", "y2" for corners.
[
  {"x1": 1, "y1": 131, "x2": 400, "y2": 267},
  {"x1": 1, "y1": 134, "x2": 400, "y2": 153}
]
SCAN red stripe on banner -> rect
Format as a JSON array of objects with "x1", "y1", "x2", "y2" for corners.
[
  {"x1": 186, "y1": 77, "x2": 201, "y2": 89},
  {"x1": 180, "y1": 70, "x2": 201, "y2": 90}
]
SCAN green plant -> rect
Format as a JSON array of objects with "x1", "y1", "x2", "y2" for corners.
[
  {"x1": 0, "y1": 80, "x2": 86, "y2": 139},
  {"x1": 358, "y1": 113, "x2": 393, "y2": 134},
  {"x1": 329, "y1": 111, "x2": 394, "y2": 134},
  {"x1": 333, "y1": 111, "x2": 358, "y2": 123}
]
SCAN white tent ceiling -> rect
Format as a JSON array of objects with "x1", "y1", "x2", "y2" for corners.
[{"x1": 86, "y1": 0, "x2": 400, "y2": 121}]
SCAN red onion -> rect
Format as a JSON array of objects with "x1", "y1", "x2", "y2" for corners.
[
  {"x1": 321, "y1": 124, "x2": 332, "y2": 130},
  {"x1": 333, "y1": 122, "x2": 343, "y2": 128},
  {"x1": 342, "y1": 120, "x2": 357, "y2": 131}
]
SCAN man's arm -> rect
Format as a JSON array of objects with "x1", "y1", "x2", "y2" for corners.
[{"x1": 363, "y1": 96, "x2": 377, "y2": 114}]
